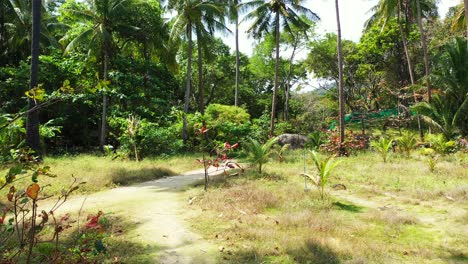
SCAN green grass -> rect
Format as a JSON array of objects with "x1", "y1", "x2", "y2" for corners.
[
  {"x1": 186, "y1": 150, "x2": 468, "y2": 263},
  {"x1": 1, "y1": 154, "x2": 200, "y2": 196}
]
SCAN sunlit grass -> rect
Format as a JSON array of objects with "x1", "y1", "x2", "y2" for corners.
[
  {"x1": 187, "y1": 150, "x2": 468, "y2": 263},
  {"x1": 1, "y1": 154, "x2": 200, "y2": 196}
]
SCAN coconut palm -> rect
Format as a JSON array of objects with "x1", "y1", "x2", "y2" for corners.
[
  {"x1": 240, "y1": 0, "x2": 319, "y2": 137},
  {"x1": 25, "y1": 0, "x2": 41, "y2": 155},
  {"x1": 335, "y1": 0, "x2": 345, "y2": 154},
  {"x1": 62, "y1": 0, "x2": 139, "y2": 151},
  {"x1": 228, "y1": 0, "x2": 241, "y2": 106},
  {"x1": 244, "y1": 137, "x2": 278, "y2": 173},
  {"x1": 168, "y1": 0, "x2": 229, "y2": 144}
]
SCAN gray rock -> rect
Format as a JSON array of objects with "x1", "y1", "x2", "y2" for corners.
[{"x1": 277, "y1": 133, "x2": 309, "y2": 149}]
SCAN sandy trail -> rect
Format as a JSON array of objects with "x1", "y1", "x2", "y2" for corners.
[{"x1": 52, "y1": 168, "x2": 222, "y2": 264}]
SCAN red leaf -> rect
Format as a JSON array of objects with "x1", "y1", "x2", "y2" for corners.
[
  {"x1": 86, "y1": 211, "x2": 103, "y2": 230},
  {"x1": 231, "y1": 143, "x2": 239, "y2": 149}
]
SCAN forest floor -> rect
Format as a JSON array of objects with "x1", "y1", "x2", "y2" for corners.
[{"x1": 51, "y1": 167, "x2": 225, "y2": 263}]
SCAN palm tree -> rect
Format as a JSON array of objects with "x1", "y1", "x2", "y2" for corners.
[
  {"x1": 228, "y1": 0, "x2": 241, "y2": 106},
  {"x1": 168, "y1": 0, "x2": 228, "y2": 143},
  {"x1": 367, "y1": 0, "x2": 436, "y2": 139},
  {"x1": 25, "y1": 0, "x2": 41, "y2": 155},
  {"x1": 465, "y1": 0, "x2": 468, "y2": 36},
  {"x1": 5, "y1": 0, "x2": 57, "y2": 64},
  {"x1": 335, "y1": 0, "x2": 345, "y2": 154},
  {"x1": 63, "y1": 0, "x2": 137, "y2": 151},
  {"x1": 240, "y1": 0, "x2": 319, "y2": 137}
]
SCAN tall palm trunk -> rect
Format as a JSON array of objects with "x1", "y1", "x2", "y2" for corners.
[
  {"x1": 26, "y1": 0, "x2": 41, "y2": 155},
  {"x1": 183, "y1": 22, "x2": 193, "y2": 144},
  {"x1": 270, "y1": 12, "x2": 280, "y2": 137},
  {"x1": 397, "y1": 3, "x2": 424, "y2": 140},
  {"x1": 99, "y1": 49, "x2": 109, "y2": 152},
  {"x1": 335, "y1": 0, "x2": 345, "y2": 154},
  {"x1": 416, "y1": 0, "x2": 431, "y2": 102},
  {"x1": 235, "y1": 15, "x2": 240, "y2": 106},
  {"x1": 197, "y1": 29, "x2": 204, "y2": 114},
  {"x1": 464, "y1": 0, "x2": 468, "y2": 37},
  {"x1": 284, "y1": 41, "x2": 297, "y2": 121}
]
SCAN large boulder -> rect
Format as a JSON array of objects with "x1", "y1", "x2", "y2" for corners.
[{"x1": 277, "y1": 134, "x2": 309, "y2": 149}]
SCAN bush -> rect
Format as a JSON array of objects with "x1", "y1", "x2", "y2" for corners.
[{"x1": 204, "y1": 104, "x2": 252, "y2": 144}]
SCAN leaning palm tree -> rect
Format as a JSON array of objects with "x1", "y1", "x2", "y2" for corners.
[
  {"x1": 62, "y1": 0, "x2": 138, "y2": 151},
  {"x1": 168, "y1": 0, "x2": 229, "y2": 144},
  {"x1": 240, "y1": 0, "x2": 319, "y2": 137}
]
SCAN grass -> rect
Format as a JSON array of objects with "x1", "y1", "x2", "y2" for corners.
[
  {"x1": 186, "y1": 150, "x2": 468, "y2": 263},
  {"x1": 0, "y1": 153, "x2": 200, "y2": 196}
]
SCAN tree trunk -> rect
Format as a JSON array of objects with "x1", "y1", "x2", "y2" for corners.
[
  {"x1": 398, "y1": 3, "x2": 424, "y2": 140},
  {"x1": 26, "y1": 0, "x2": 41, "y2": 156},
  {"x1": 464, "y1": 0, "x2": 468, "y2": 37},
  {"x1": 416, "y1": 0, "x2": 431, "y2": 102},
  {"x1": 335, "y1": 0, "x2": 346, "y2": 155},
  {"x1": 235, "y1": 15, "x2": 240, "y2": 107},
  {"x1": 270, "y1": 12, "x2": 280, "y2": 137},
  {"x1": 197, "y1": 29, "x2": 204, "y2": 114},
  {"x1": 284, "y1": 41, "x2": 297, "y2": 121},
  {"x1": 183, "y1": 22, "x2": 193, "y2": 144},
  {"x1": 99, "y1": 50, "x2": 108, "y2": 152}
]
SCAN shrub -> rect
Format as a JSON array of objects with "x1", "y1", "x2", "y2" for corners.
[
  {"x1": 370, "y1": 137, "x2": 393, "y2": 162},
  {"x1": 321, "y1": 130, "x2": 368, "y2": 155},
  {"x1": 427, "y1": 134, "x2": 457, "y2": 154},
  {"x1": 204, "y1": 104, "x2": 252, "y2": 144}
]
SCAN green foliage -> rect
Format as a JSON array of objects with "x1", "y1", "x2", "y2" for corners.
[
  {"x1": 307, "y1": 131, "x2": 326, "y2": 150},
  {"x1": 397, "y1": 131, "x2": 418, "y2": 157},
  {"x1": 303, "y1": 151, "x2": 341, "y2": 199},
  {"x1": 370, "y1": 137, "x2": 393, "y2": 162},
  {"x1": 273, "y1": 144, "x2": 290, "y2": 163},
  {"x1": 420, "y1": 148, "x2": 439, "y2": 172},
  {"x1": 204, "y1": 104, "x2": 251, "y2": 145},
  {"x1": 426, "y1": 134, "x2": 456, "y2": 155},
  {"x1": 244, "y1": 137, "x2": 278, "y2": 173}
]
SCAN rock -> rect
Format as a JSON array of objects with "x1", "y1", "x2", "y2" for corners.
[{"x1": 277, "y1": 133, "x2": 309, "y2": 149}]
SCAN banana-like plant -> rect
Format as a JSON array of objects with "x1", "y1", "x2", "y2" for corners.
[
  {"x1": 302, "y1": 151, "x2": 341, "y2": 199},
  {"x1": 244, "y1": 137, "x2": 278, "y2": 173},
  {"x1": 370, "y1": 137, "x2": 393, "y2": 162}
]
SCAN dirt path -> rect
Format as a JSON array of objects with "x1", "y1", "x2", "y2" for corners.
[{"x1": 53, "y1": 168, "x2": 223, "y2": 264}]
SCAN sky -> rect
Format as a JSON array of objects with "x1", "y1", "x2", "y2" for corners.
[{"x1": 226, "y1": 0, "x2": 461, "y2": 56}]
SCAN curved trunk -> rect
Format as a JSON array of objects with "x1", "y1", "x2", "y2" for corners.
[
  {"x1": 270, "y1": 11, "x2": 280, "y2": 137},
  {"x1": 99, "y1": 49, "x2": 109, "y2": 152},
  {"x1": 26, "y1": 0, "x2": 41, "y2": 156},
  {"x1": 465, "y1": 0, "x2": 468, "y2": 37},
  {"x1": 416, "y1": 0, "x2": 431, "y2": 102},
  {"x1": 285, "y1": 40, "x2": 298, "y2": 121},
  {"x1": 197, "y1": 29, "x2": 204, "y2": 114},
  {"x1": 335, "y1": 0, "x2": 346, "y2": 154},
  {"x1": 397, "y1": 2, "x2": 424, "y2": 140},
  {"x1": 183, "y1": 22, "x2": 193, "y2": 144},
  {"x1": 235, "y1": 15, "x2": 240, "y2": 107}
]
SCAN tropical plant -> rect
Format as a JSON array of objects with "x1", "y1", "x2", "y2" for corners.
[
  {"x1": 126, "y1": 115, "x2": 141, "y2": 162},
  {"x1": 62, "y1": 0, "x2": 139, "y2": 151},
  {"x1": 307, "y1": 131, "x2": 325, "y2": 149},
  {"x1": 302, "y1": 150, "x2": 341, "y2": 199},
  {"x1": 273, "y1": 143, "x2": 290, "y2": 163},
  {"x1": 335, "y1": 0, "x2": 345, "y2": 154},
  {"x1": 426, "y1": 134, "x2": 456, "y2": 155},
  {"x1": 370, "y1": 137, "x2": 393, "y2": 162},
  {"x1": 240, "y1": 0, "x2": 319, "y2": 136},
  {"x1": 420, "y1": 147, "x2": 438, "y2": 172},
  {"x1": 168, "y1": 0, "x2": 229, "y2": 144},
  {"x1": 244, "y1": 137, "x2": 278, "y2": 173},
  {"x1": 397, "y1": 131, "x2": 418, "y2": 157}
]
